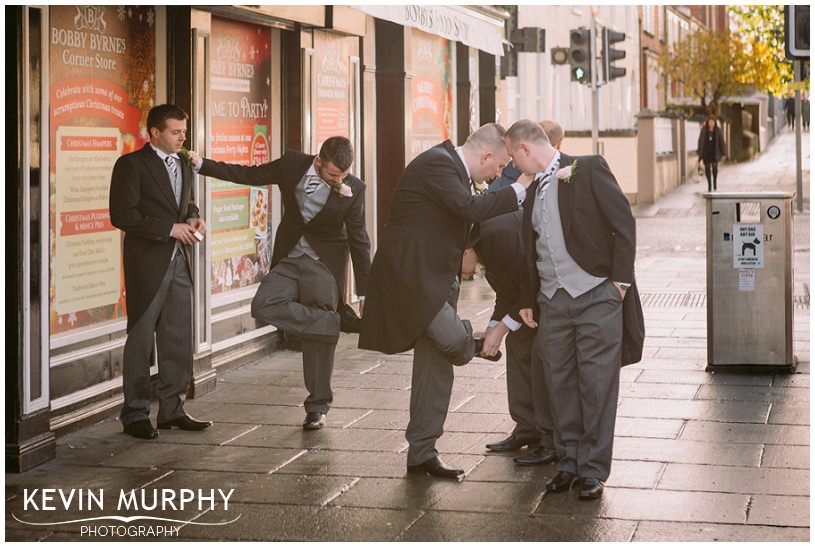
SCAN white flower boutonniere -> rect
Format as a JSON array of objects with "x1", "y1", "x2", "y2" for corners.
[
  {"x1": 556, "y1": 160, "x2": 578, "y2": 183},
  {"x1": 333, "y1": 181, "x2": 353, "y2": 197},
  {"x1": 178, "y1": 147, "x2": 193, "y2": 167}
]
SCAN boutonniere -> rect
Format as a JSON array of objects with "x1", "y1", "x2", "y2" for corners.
[
  {"x1": 556, "y1": 160, "x2": 578, "y2": 183},
  {"x1": 332, "y1": 181, "x2": 353, "y2": 198},
  {"x1": 178, "y1": 147, "x2": 193, "y2": 167}
]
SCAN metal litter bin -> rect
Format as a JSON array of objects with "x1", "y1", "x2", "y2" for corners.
[{"x1": 705, "y1": 192, "x2": 795, "y2": 372}]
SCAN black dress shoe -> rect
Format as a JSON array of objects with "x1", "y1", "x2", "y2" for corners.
[
  {"x1": 473, "y1": 338, "x2": 503, "y2": 362},
  {"x1": 545, "y1": 471, "x2": 577, "y2": 493},
  {"x1": 407, "y1": 456, "x2": 464, "y2": 479},
  {"x1": 123, "y1": 419, "x2": 158, "y2": 439},
  {"x1": 157, "y1": 414, "x2": 212, "y2": 431},
  {"x1": 578, "y1": 478, "x2": 605, "y2": 500},
  {"x1": 485, "y1": 434, "x2": 540, "y2": 452},
  {"x1": 303, "y1": 412, "x2": 326, "y2": 430},
  {"x1": 514, "y1": 446, "x2": 558, "y2": 466}
]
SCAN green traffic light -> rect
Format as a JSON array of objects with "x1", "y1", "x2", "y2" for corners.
[{"x1": 574, "y1": 67, "x2": 585, "y2": 81}]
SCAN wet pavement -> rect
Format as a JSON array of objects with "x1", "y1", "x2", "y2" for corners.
[{"x1": 6, "y1": 129, "x2": 810, "y2": 541}]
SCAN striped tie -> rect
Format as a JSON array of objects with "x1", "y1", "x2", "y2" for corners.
[
  {"x1": 536, "y1": 164, "x2": 557, "y2": 199},
  {"x1": 165, "y1": 155, "x2": 178, "y2": 180},
  {"x1": 305, "y1": 175, "x2": 321, "y2": 196}
]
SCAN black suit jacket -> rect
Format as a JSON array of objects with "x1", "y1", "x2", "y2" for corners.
[
  {"x1": 520, "y1": 153, "x2": 644, "y2": 366},
  {"x1": 109, "y1": 144, "x2": 200, "y2": 331},
  {"x1": 471, "y1": 209, "x2": 527, "y2": 326},
  {"x1": 199, "y1": 151, "x2": 371, "y2": 299},
  {"x1": 359, "y1": 140, "x2": 519, "y2": 354}
]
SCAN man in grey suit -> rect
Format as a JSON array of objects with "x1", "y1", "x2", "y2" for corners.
[
  {"x1": 109, "y1": 104, "x2": 211, "y2": 439},
  {"x1": 510, "y1": 119, "x2": 643, "y2": 500},
  {"x1": 191, "y1": 137, "x2": 371, "y2": 430},
  {"x1": 361, "y1": 124, "x2": 533, "y2": 479}
]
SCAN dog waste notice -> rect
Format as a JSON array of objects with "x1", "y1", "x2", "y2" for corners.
[{"x1": 733, "y1": 224, "x2": 764, "y2": 269}]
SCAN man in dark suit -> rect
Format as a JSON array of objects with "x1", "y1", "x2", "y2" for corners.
[
  {"x1": 109, "y1": 104, "x2": 211, "y2": 439},
  {"x1": 191, "y1": 137, "x2": 371, "y2": 430},
  {"x1": 508, "y1": 119, "x2": 644, "y2": 500},
  {"x1": 360, "y1": 124, "x2": 532, "y2": 479},
  {"x1": 469, "y1": 209, "x2": 556, "y2": 466}
]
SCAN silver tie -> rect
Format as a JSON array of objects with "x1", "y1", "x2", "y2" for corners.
[
  {"x1": 305, "y1": 175, "x2": 321, "y2": 196},
  {"x1": 165, "y1": 156, "x2": 180, "y2": 203}
]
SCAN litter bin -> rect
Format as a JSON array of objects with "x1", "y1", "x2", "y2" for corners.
[{"x1": 705, "y1": 192, "x2": 795, "y2": 372}]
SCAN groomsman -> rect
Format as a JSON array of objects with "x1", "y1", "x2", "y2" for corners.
[
  {"x1": 360, "y1": 124, "x2": 532, "y2": 479},
  {"x1": 109, "y1": 104, "x2": 211, "y2": 439},
  {"x1": 469, "y1": 207, "x2": 556, "y2": 466},
  {"x1": 191, "y1": 137, "x2": 371, "y2": 430},
  {"x1": 509, "y1": 120, "x2": 644, "y2": 500}
]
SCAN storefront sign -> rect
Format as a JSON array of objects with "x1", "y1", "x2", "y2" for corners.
[
  {"x1": 409, "y1": 29, "x2": 453, "y2": 159},
  {"x1": 210, "y1": 17, "x2": 273, "y2": 295},
  {"x1": 353, "y1": 5, "x2": 505, "y2": 57},
  {"x1": 49, "y1": 5, "x2": 155, "y2": 334}
]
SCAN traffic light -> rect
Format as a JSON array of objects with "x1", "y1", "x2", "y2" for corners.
[
  {"x1": 785, "y1": 5, "x2": 810, "y2": 59},
  {"x1": 602, "y1": 28, "x2": 626, "y2": 81},
  {"x1": 569, "y1": 29, "x2": 592, "y2": 83}
]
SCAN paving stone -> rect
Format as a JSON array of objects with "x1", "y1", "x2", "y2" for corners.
[
  {"x1": 329, "y1": 388, "x2": 472, "y2": 412},
  {"x1": 644, "y1": 336, "x2": 707, "y2": 348},
  {"x1": 229, "y1": 424, "x2": 408, "y2": 452},
  {"x1": 679, "y1": 421, "x2": 809, "y2": 445},
  {"x1": 401, "y1": 511, "x2": 638, "y2": 541},
  {"x1": 328, "y1": 477, "x2": 457, "y2": 510},
  {"x1": 181, "y1": 503, "x2": 423, "y2": 541},
  {"x1": 430, "y1": 480, "x2": 545, "y2": 514},
  {"x1": 218, "y1": 367, "x2": 305, "y2": 387},
  {"x1": 761, "y1": 445, "x2": 810, "y2": 469},
  {"x1": 636, "y1": 370, "x2": 773, "y2": 386},
  {"x1": 747, "y1": 495, "x2": 810, "y2": 527},
  {"x1": 370, "y1": 360, "x2": 504, "y2": 379},
  {"x1": 768, "y1": 403, "x2": 810, "y2": 425},
  {"x1": 97, "y1": 443, "x2": 307, "y2": 474},
  {"x1": 151, "y1": 470, "x2": 356, "y2": 507},
  {"x1": 694, "y1": 384, "x2": 772, "y2": 402},
  {"x1": 657, "y1": 463, "x2": 809, "y2": 495},
  {"x1": 614, "y1": 417, "x2": 684, "y2": 439},
  {"x1": 632, "y1": 521, "x2": 810, "y2": 541},
  {"x1": 151, "y1": 423, "x2": 262, "y2": 446},
  {"x1": 535, "y1": 487, "x2": 749, "y2": 524},
  {"x1": 435, "y1": 432, "x2": 509, "y2": 455},
  {"x1": 456, "y1": 393, "x2": 516, "y2": 414},
  {"x1": 330, "y1": 373, "x2": 412, "y2": 390},
  {"x1": 654, "y1": 347, "x2": 709, "y2": 360},
  {"x1": 180, "y1": 402, "x2": 369, "y2": 427},
  {"x1": 613, "y1": 437, "x2": 762, "y2": 466},
  {"x1": 619, "y1": 382, "x2": 700, "y2": 400},
  {"x1": 273, "y1": 450, "x2": 481, "y2": 479},
  {"x1": 617, "y1": 398, "x2": 770, "y2": 424},
  {"x1": 772, "y1": 374, "x2": 811, "y2": 389},
  {"x1": 200, "y1": 383, "x2": 308, "y2": 406},
  {"x1": 451, "y1": 377, "x2": 515, "y2": 393},
  {"x1": 346, "y1": 409, "x2": 515, "y2": 434},
  {"x1": 627, "y1": 358, "x2": 707, "y2": 371},
  {"x1": 5, "y1": 465, "x2": 169, "y2": 497}
]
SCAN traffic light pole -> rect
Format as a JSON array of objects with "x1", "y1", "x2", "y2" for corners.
[
  {"x1": 794, "y1": 60, "x2": 803, "y2": 212},
  {"x1": 590, "y1": 15, "x2": 599, "y2": 155}
]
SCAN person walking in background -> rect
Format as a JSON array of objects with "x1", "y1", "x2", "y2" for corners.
[
  {"x1": 784, "y1": 94, "x2": 795, "y2": 130},
  {"x1": 359, "y1": 124, "x2": 532, "y2": 479},
  {"x1": 802, "y1": 93, "x2": 810, "y2": 132},
  {"x1": 508, "y1": 119, "x2": 644, "y2": 500},
  {"x1": 109, "y1": 104, "x2": 211, "y2": 439},
  {"x1": 190, "y1": 137, "x2": 371, "y2": 431},
  {"x1": 697, "y1": 116, "x2": 726, "y2": 192}
]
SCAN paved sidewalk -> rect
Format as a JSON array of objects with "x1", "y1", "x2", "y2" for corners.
[{"x1": 6, "y1": 129, "x2": 810, "y2": 542}]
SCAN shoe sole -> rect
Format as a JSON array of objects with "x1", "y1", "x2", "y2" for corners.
[{"x1": 302, "y1": 423, "x2": 325, "y2": 430}]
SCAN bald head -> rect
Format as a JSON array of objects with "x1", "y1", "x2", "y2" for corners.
[
  {"x1": 461, "y1": 123, "x2": 510, "y2": 184},
  {"x1": 540, "y1": 120, "x2": 564, "y2": 149}
]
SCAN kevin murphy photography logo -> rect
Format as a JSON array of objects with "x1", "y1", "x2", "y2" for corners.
[{"x1": 12, "y1": 487, "x2": 240, "y2": 538}]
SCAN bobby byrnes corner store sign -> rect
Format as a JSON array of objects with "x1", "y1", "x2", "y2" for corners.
[{"x1": 352, "y1": 5, "x2": 506, "y2": 57}]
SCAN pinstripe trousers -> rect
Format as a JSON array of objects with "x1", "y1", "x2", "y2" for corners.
[{"x1": 536, "y1": 279, "x2": 623, "y2": 481}]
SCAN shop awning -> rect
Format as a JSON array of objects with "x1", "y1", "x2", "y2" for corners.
[{"x1": 352, "y1": 5, "x2": 505, "y2": 57}]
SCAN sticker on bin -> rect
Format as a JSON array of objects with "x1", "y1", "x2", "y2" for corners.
[
  {"x1": 738, "y1": 269, "x2": 756, "y2": 291},
  {"x1": 733, "y1": 224, "x2": 764, "y2": 269}
]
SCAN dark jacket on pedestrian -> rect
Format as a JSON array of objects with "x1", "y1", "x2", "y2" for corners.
[
  {"x1": 487, "y1": 160, "x2": 522, "y2": 193},
  {"x1": 109, "y1": 144, "x2": 200, "y2": 331},
  {"x1": 519, "y1": 153, "x2": 644, "y2": 366},
  {"x1": 697, "y1": 124, "x2": 726, "y2": 164},
  {"x1": 359, "y1": 140, "x2": 519, "y2": 354},
  {"x1": 199, "y1": 151, "x2": 371, "y2": 300}
]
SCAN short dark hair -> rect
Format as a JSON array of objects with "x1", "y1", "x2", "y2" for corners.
[
  {"x1": 147, "y1": 104, "x2": 189, "y2": 133},
  {"x1": 506, "y1": 119, "x2": 550, "y2": 148},
  {"x1": 319, "y1": 136, "x2": 354, "y2": 171}
]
